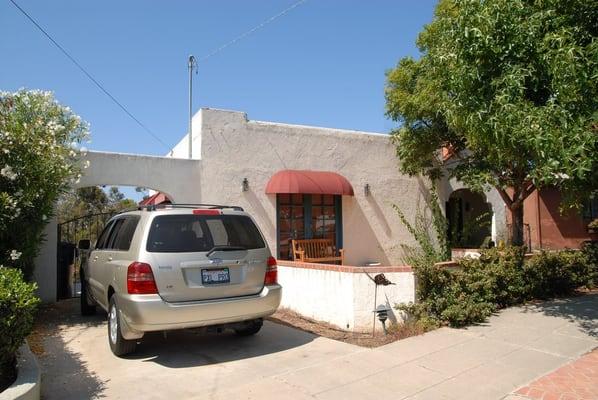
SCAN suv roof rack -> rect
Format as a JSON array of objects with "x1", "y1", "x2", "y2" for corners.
[{"x1": 137, "y1": 203, "x2": 244, "y2": 212}]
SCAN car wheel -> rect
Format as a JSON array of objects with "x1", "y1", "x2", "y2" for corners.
[
  {"x1": 108, "y1": 296, "x2": 136, "y2": 356},
  {"x1": 234, "y1": 319, "x2": 263, "y2": 336},
  {"x1": 80, "y1": 272, "x2": 96, "y2": 316}
]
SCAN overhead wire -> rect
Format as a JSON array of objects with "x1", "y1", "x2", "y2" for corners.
[
  {"x1": 8, "y1": 0, "x2": 308, "y2": 150},
  {"x1": 8, "y1": 0, "x2": 172, "y2": 150},
  {"x1": 197, "y1": 0, "x2": 307, "y2": 63}
]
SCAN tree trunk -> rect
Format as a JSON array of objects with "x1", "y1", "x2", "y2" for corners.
[{"x1": 511, "y1": 204, "x2": 525, "y2": 247}]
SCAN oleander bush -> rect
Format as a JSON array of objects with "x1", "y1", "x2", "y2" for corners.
[
  {"x1": 0, "y1": 90, "x2": 88, "y2": 391},
  {"x1": 0, "y1": 267, "x2": 40, "y2": 391},
  {"x1": 0, "y1": 90, "x2": 89, "y2": 277}
]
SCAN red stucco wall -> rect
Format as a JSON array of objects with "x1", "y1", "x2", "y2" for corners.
[{"x1": 522, "y1": 187, "x2": 592, "y2": 249}]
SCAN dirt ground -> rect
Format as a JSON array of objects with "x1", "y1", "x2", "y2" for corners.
[{"x1": 267, "y1": 307, "x2": 427, "y2": 348}]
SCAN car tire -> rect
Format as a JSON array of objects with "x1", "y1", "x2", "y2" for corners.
[
  {"x1": 108, "y1": 296, "x2": 136, "y2": 357},
  {"x1": 80, "y1": 272, "x2": 96, "y2": 316},
  {"x1": 234, "y1": 319, "x2": 263, "y2": 336}
]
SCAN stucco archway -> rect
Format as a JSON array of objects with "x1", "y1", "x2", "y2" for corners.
[
  {"x1": 34, "y1": 150, "x2": 203, "y2": 302},
  {"x1": 447, "y1": 188, "x2": 493, "y2": 248},
  {"x1": 76, "y1": 151, "x2": 203, "y2": 203}
]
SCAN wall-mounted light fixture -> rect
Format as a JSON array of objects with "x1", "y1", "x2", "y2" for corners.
[
  {"x1": 364, "y1": 183, "x2": 371, "y2": 197},
  {"x1": 242, "y1": 178, "x2": 249, "y2": 192}
]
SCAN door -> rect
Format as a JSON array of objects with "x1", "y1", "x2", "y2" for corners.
[
  {"x1": 88, "y1": 219, "x2": 116, "y2": 304},
  {"x1": 276, "y1": 194, "x2": 343, "y2": 260},
  {"x1": 277, "y1": 194, "x2": 305, "y2": 259}
]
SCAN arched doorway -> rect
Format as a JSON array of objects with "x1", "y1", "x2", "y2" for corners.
[{"x1": 446, "y1": 189, "x2": 493, "y2": 248}]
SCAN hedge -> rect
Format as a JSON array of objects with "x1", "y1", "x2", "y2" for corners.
[{"x1": 399, "y1": 242, "x2": 598, "y2": 328}]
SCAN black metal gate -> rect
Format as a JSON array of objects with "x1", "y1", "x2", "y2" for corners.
[{"x1": 56, "y1": 212, "x2": 116, "y2": 300}]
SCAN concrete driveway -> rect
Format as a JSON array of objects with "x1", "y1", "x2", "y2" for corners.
[{"x1": 37, "y1": 295, "x2": 597, "y2": 400}]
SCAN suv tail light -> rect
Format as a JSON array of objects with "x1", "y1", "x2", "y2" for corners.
[
  {"x1": 127, "y1": 262, "x2": 158, "y2": 294},
  {"x1": 264, "y1": 256, "x2": 278, "y2": 286}
]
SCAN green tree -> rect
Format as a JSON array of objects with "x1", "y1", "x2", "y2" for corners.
[
  {"x1": 0, "y1": 90, "x2": 89, "y2": 275},
  {"x1": 385, "y1": 0, "x2": 598, "y2": 245}
]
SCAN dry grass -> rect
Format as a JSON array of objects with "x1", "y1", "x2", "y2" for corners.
[{"x1": 268, "y1": 307, "x2": 431, "y2": 348}]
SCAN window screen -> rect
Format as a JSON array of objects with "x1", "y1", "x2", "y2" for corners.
[{"x1": 146, "y1": 214, "x2": 265, "y2": 253}]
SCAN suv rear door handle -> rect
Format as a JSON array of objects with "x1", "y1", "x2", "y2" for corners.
[{"x1": 107, "y1": 256, "x2": 113, "y2": 262}]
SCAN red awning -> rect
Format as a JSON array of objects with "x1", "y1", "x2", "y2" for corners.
[
  {"x1": 265, "y1": 170, "x2": 354, "y2": 196},
  {"x1": 139, "y1": 192, "x2": 171, "y2": 206}
]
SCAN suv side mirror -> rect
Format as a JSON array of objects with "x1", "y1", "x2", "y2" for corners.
[{"x1": 78, "y1": 239, "x2": 91, "y2": 250}]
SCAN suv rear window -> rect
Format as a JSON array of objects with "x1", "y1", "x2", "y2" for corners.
[{"x1": 146, "y1": 214, "x2": 265, "y2": 253}]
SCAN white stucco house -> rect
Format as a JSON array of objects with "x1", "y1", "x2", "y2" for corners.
[{"x1": 35, "y1": 107, "x2": 507, "y2": 331}]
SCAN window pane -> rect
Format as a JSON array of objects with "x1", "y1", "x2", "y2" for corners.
[
  {"x1": 323, "y1": 194, "x2": 334, "y2": 205},
  {"x1": 279, "y1": 245, "x2": 290, "y2": 260},
  {"x1": 292, "y1": 205, "x2": 304, "y2": 219},
  {"x1": 323, "y1": 206, "x2": 335, "y2": 217},
  {"x1": 280, "y1": 206, "x2": 291, "y2": 219},
  {"x1": 106, "y1": 219, "x2": 125, "y2": 249},
  {"x1": 147, "y1": 215, "x2": 265, "y2": 253},
  {"x1": 113, "y1": 217, "x2": 140, "y2": 251},
  {"x1": 95, "y1": 221, "x2": 114, "y2": 249},
  {"x1": 292, "y1": 218, "x2": 304, "y2": 231},
  {"x1": 292, "y1": 194, "x2": 303, "y2": 205},
  {"x1": 278, "y1": 194, "x2": 290, "y2": 205},
  {"x1": 312, "y1": 207, "x2": 322, "y2": 219},
  {"x1": 312, "y1": 194, "x2": 322, "y2": 205},
  {"x1": 279, "y1": 218, "x2": 290, "y2": 232}
]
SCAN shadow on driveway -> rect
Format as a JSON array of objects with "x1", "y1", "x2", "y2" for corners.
[
  {"x1": 523, "y1": 293, "x2": 598, "y2": 338},
  {"x1": 33, "y1": 298, "x2": 318, "y2": 399},
  {"x1": 32, "y1": 300, "x2": 107, "y2": 400},
  {"x1": 127, "y1": 320, "x2": 317, "y2": 369}
]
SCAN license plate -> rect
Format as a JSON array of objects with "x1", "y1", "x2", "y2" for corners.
[{"x1": 201, "y1": 268, "x2": 230, "y2": 284}]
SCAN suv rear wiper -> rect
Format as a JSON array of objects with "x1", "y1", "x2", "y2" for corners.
[{"x1": 206, "y1": 246, "x2": 247, "y2": 257}]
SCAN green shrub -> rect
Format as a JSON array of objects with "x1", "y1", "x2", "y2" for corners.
[
  {"x1": 0, "y1": 267, "x2": 39, "y2": 390},
  {"x1": 399, "y1": 246, "x2": 596, "y2": 328},
  {"x1": 524, "y1": 250, "x2": 589, "y2": 298},
  {"x1": 580, "y1": 241, "x2": 598, "y2": 287}
]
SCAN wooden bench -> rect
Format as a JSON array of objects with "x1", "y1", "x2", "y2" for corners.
[{"x1": 291, "y1": 238, "x2": 345, "y2": 265}]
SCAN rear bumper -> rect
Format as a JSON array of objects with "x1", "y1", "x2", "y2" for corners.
[{"x1": 115, "y1": 284, "x2": 282, "y2": 339}]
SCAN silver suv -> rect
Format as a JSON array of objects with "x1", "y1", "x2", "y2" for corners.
[{"x1": 80, "y1": 204, "x2": 282, "y2": 356}]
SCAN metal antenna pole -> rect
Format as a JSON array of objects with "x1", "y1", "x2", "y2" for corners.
[{"x1": 188, "y1": 55, "x2": 197, "y2": 159}]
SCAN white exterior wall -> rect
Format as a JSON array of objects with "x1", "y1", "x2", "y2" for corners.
[
  {"x1": 278, "y1": 266, "x2": 356, "y2": 330},
  {"x1": 33, "y1": 218, "x2": 58, "y2": 302},
  {"x1": 351, "y1": 271, "x2": 415, "y2": 330},
  {"x1": 170, "y1": 108, "x2": 434, "y2": 266},
  {"x1": 278, "y1": 264, "x2": 415, "y2": 332}
]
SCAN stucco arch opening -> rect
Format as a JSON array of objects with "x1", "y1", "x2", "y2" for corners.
[{"x1": 447, "y1": 188, "x2": 493, "y2": 248}]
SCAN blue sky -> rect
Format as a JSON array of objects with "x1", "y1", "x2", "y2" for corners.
[{"x1": 1, "y1": 0, "x2": 436, "y2": 198}]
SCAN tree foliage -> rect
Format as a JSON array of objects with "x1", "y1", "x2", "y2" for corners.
[
  {"x1": 56, "y1": 186, "x2": 136, "y2": 224},
  {"x1": 0, "y1": 90, "x2": 89, "y2": 275},
  {"x1": 385, "y1": 0, "x2": 598, "y2": 244}
]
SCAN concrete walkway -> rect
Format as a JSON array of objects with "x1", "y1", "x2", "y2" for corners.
[{"x1": 37, "y1": 295, "x2": 597, "y2": 400}]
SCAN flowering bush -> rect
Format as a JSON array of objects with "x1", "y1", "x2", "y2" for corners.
[{"x1": 0, "y1": 90, "x2": 89, "y2": 276}]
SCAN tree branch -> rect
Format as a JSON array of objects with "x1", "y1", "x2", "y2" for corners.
[
  {"x1": 521, "y1": 182, "x2": 536, "y2": 201},
  {"x1": 495, "y1": 186, "x2": 513, "y2": 209}
]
